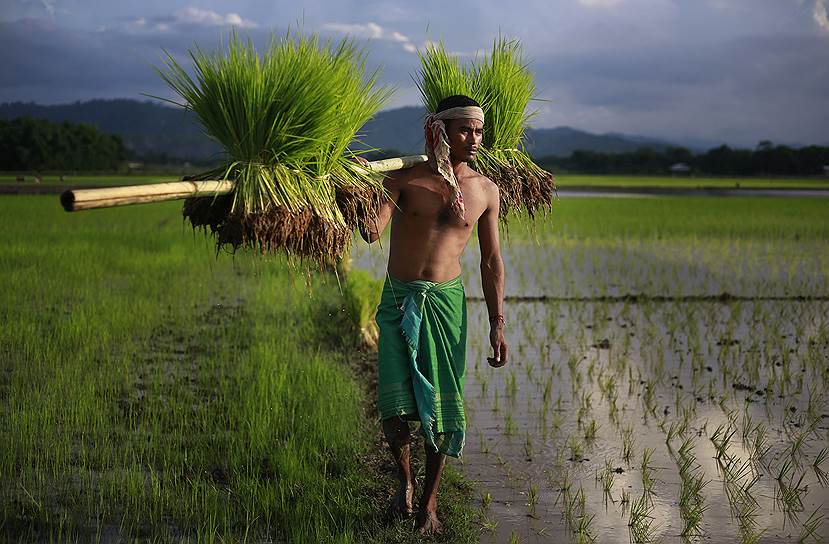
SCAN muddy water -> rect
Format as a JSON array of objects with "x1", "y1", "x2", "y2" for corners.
[
  {"x1": 352, "y1": 233, "x2": 829, "y2": 543},
  {"x1": 461, "y1": 299, "x2": 829, "y2": 543}
]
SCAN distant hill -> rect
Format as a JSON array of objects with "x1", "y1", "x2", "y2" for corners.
[
  {"x1": 356, "y1": 106, "x2": 687, "y2": 156},
  {"x1": 0, "y1": 100, "x2": 221, "y2": 161},
  {"x1": 0, "y1": 99, "x2": 690, "y2": 161}
]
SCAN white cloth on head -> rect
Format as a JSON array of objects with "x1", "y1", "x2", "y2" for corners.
[
  {"x1": 431, "y1": 106, "x2": 485, "y2": 123},
  {"x1": 424, "y1": 106, "x2": 485, "y2": 221}
]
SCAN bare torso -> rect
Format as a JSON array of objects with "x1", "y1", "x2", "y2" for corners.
[{"x1": 384, "y1": 162, "x2": 496, "y2": 282}]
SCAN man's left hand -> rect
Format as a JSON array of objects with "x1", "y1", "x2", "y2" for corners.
[{"x1": 487, "y1": 325, "x2": 508, "y2": 368}]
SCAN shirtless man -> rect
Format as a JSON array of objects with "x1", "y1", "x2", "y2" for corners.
[{"x1": 359, "y1": 95, "x2": 508, "y2": 535}]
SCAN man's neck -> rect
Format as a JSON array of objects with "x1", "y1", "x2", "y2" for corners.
[{"x1": 450, "y1": 159, "x2": 468, "y2": 177}]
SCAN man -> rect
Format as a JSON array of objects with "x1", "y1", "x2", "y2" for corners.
[{"x1": 359, "y1": 94, "x2": 508, "y2": 535}]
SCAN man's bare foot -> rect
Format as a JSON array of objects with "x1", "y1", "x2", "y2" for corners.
[
  {"x1": 416, "y1": 509, "x2": 444, "y2": 536},
  {"x1": 387, "y1": 481, "x2": 415, "y2": 519}
]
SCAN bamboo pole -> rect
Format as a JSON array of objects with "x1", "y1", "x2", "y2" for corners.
[{"x1": 60, "y1": 155, "x2": 427, "y2": 212}]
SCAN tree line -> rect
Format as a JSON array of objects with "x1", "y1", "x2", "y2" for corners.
[
  {"x1": 537, "y1": 141, "x2": 829, "y2": 176},
  {"x1": 0, "y1": 117, "x2": 126, "y2": 171},
  {"x1": 2, "y1": 116, "x2": 828, "y2": 177}
]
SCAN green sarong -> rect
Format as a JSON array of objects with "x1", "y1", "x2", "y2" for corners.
[{"x1": 376, "y1": 274, "x2": 467, "y2": 457}]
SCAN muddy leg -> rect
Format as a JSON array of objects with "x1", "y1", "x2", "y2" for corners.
[
  {"x1": 417, "y1": 444, "x2": 446, "y2": 536},
  {"x1": 382, "y1": 416, "x2": 415, "y2": 518}
]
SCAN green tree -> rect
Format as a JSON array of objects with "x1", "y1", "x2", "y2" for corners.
[{"x1": 0, "y1": 117, "x2": 127, "y2": 171}]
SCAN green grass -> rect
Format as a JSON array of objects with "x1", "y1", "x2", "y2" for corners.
[
  {"x1": 0, "y1": 196, "x2": 476, "y2": 542},
  {"x1": 5, "y1": 173, "x2": 829, "y2": 191},
  {"x1": 552, "y1": 174, "x2": 829, "y2": 189},
  {"x1": 511, "y1": 196, "x2": 829, "y2": 240},
  {"x1": 0, "y1": 175, "x2": 188, "y2": 186}
]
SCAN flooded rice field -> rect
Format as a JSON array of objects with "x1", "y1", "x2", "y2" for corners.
[{"x1": 352, "y1": 198, "x2": 829, "y2": 543}]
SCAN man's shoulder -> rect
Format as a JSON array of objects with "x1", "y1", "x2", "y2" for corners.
[
  {"x1": 464, "y1": 167, "x2": 498, "y2": 195},
  {"x1": 386, "y1": 162, "x2": 437, "y2": 190},
  {"x1": 387, "y1": 162, "x2": 429, "y2": 181}
]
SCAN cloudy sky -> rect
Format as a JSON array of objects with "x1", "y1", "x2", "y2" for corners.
[{"x1": 2, "y1": 0, "x2": 828, "y2": 147}]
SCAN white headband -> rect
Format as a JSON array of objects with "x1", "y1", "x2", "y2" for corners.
[{"x1": 431, "y1": 106, "x2": 485, "y2": 124}]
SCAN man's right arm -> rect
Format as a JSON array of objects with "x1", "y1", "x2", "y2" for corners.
[{"x1": 360, "y1": 172, "x2": 402, "y2": 244}]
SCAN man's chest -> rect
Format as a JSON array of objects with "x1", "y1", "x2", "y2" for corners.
[{"x1": 398, "y1": 180, "x2": 486, "y2": 228}]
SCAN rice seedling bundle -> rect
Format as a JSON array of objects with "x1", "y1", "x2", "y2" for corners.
[
  {"x1": 157, "y1": 31, "x2": 392, "y2": 262},
  {"x1": 416, "y1": 38, "x2": 556, "y2": 219}
]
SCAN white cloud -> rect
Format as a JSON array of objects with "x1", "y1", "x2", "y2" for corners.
[
  {"x1": 174, "y1": 6, "x2": 257, "y2": 29},
  {"x1": 813, "y1": 0, "x2": 829, "y2": 31},
  {"x1": 577, "y1": 0, "x2": 623, "y2": 6},
  {"x1": 17, "y1": 0, "x2": 67, "y2": 21},
  {"x1": 322, "y1": 22, "x2": 384, "y2": 39},
  {"x1": 40, "y1": 0, "x2": 56, "y2": 21},
  {"x1": 322, "y1": 21, "x2": 417, "y2": 53}
]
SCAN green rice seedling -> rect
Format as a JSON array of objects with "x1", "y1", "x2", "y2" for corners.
[
  {"x1": 553, "y1": 468, "x2": 572, "y2": 507},
  {"x1": 415, "y1": 41, "x2": 471, "y2": 113},
  {"x1": 677, "y1": 436, "x2": 695, "y2": 464},
  {"x1": 740, "y1": 408, "x2": 754, "y2": 444},
  {"x1": 642, "y1": 380, "x2": 657, "y2": 416},
  {"x1": 640, "y1": 448, "x2": 657, "y2": 496},
  {"x1": 813, "y1": 447, "x2": 829, "y2": 486},
  {"x1": 776, "y1": 456, "x2": 796, "y2": 485},
  {"x1": 158, "y1": 31, "x2": 391, "y2": 261},
  {"x1": 504, "y1": 411, "x2": 516, "y2": 436},
  {"x1": 551, "y1": 410, "x2": 564, "y2": 432},
  {"x1": 574, "y1": 512, "x2": 597, "y2": 543},
  {"x1": 479, "y1": 372, "x2": 488, "y2": 398},
  {"x1": 542, "y1": 376, "x2": 553, "y2": 407},
  {"x1": 508, "y1": 529, "x2": 521, "y2": 544},
  {"x1": 524, "y1": 362, "x2": 535, "y2": 382},
  {"x1": 710, "y1": 423, "x2": 736, "y2": 460},
  {"x1": 790, "y1": 429, "x2": 809, "y2": 463},
  {"x1": 580, "y1": 390, "x2": 593, "y2": 411},
  {"x1": 527, "y1": 481, "x2": 539, "y2": 516},
  {"x1": 584, "y1": 419, "x2": 598, "y2": 442},
  {"x1": 479, "y1": 433, "x2": 491, "y2": 455},
  {"x1": 524, "y1": 433, "x2": 534, "y2": 460},
  {"x1": 680, "y1": 498, "x2": 707, "y2": 539},
  {"x1": 799, "y1": 506, "x2": 824, "y2": 543},
  {"x1": 628, "y1": 492, "x2": 656, "y2": 543},
  {"x1": 506, "y1": 369, "x2": 518, "y2": 403},
  {"x1": 481, "y1": 491, "x2": 493, "y2": 511},
  {"x1": 568, "y1": 354, "x2": 582, "y2": 381},
  {"x1": 621, "y1": 425, "x2": 635, "y2": 465},
  {"x1": 619, "y1": 489, "x2": 631, "y2": 512},
  {"x1": 481, "y1": 517, "x2": 499, "y2": 533},
  {"x1": 417, "y1": 37, "x2": 555, "y2": 219},
  {"x1": 599, "y1": 459, "x2": 615, "y2": 505},
  {"x1": 665, "y1": 420, "x2": 685, "y2": 448},
  {"x1": 747, "y1": 422, "x2": 771, "y2": 462},
  {"x1": 569, "y1": 435, "x2": 585, "y2": 462},
  {"x1": 737, "y1": 520, "x2": 766, "y2": 544},
  {"x1": 776, "y1": 471, "x2": 807, "y2": 528}
]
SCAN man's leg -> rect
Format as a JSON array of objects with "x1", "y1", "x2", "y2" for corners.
[
  {"x1": 417, "y1": 444, "x2": 446, "y2": 535},
  {"x1": 382, "y1": 416, "x2": 415, "y2": 518}
]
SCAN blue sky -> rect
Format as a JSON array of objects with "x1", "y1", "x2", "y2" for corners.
[{"x1": 2, "y1": 0, "x2": 828, "y2": 147}]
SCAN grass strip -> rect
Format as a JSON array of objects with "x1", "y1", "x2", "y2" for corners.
[{"x1": 0, "y1": 196, "x2": 476, "y2": 543}]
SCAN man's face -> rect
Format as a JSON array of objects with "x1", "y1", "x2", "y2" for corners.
[{"x1": 445, "y1": 118, "x2": 483, "y2": 163}]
